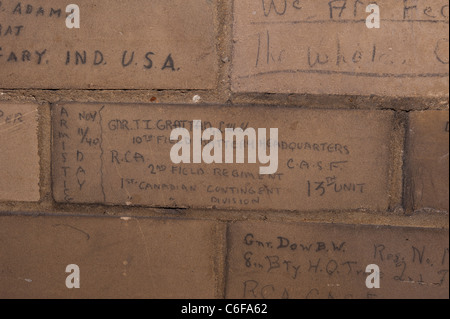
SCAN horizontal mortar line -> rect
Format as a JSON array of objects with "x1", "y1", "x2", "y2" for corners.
[
  {"x1": 238, "y1": 69, "x2": 450, "y2": 79},
  {"x1": 249, "y1": 19, "x2": 449, "y2": 25}
]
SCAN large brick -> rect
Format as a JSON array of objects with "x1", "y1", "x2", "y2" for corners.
[
  {"x1": 0, "y1": 0, "x2": 217, "y2": 89},
  {"x1": 405, "y1": 111, "x2": 449, "y2": 212},
  {"x1": 232, "y1": 0, "x2": 449, "y2": 97},
  {"x1": 226, "y1": 221, "x2": 449, "y2": 299},
  {"x1": 52, "y1": 103, "x2": 393, "y2": 211},
  {"x1": 0, "y1": 214, "x2": 222, "y2": 298},
  {"x1": 0, "y1": 103, "x2": 39, "y2": 202}
]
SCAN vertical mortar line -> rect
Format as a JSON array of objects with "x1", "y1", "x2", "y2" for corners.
[
  {"x1": 215, "y1": 0, "x2": 222, "y2": 97},
  {"x1": 402, "y1": 111, "x2": 414, "y2": 214},
  {"x1": 213, "y1": 0, "x2": 234, "y2": 299},
  {"x1": 222, "y1": 221, "x2": 232, "y2": 299},
  {"x1": 388, "y1": 110, "x2": 408, "y2": 212},
  {"x1": 230, "y1": 0, "x2": 237, "y2": 103},
  {"x1": 99, "y1": 105, "x2": 106, "y2": 202},
  {"x1": 217, "y1": 0, "x2": 234, "y2": 102},
  {"x1": 213, "y1": 221, "x2": 228, "y2": 299},
  {"x1": 37, "y1": 101, "x2": 53, "y2": 208}
]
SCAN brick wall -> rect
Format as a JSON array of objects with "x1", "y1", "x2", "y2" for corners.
[{"x1": 0, "y1": 0, "x2": 448, "y2": 299}]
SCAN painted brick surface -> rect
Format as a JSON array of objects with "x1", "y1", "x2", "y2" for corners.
[
  {"x1": 0, "y1": 215, "x2": 222, "y2": 298},
  {"x1": 0, "y1": 0, "x2": 448, "y2": 301},
  {"x1": 226, "y1": 221, "x2": 449, "y2": 299},
  {"x1": 52, "y1": 103, "x2": 393, "y2": 211},
  {"x1": 0, "y1": 0, "x2": 217, "y2": 89},
  {"x1": 406, "y1": 111, "x2": 449, "y2": 212},
  {"x1": 0, "y1": 103, "x2": 40, "y2": 202},
  {"x1": 232, "y1": 0, "x2": 449, "y2": 96}
]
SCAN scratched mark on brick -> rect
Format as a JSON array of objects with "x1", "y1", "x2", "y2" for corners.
[
  {"x1": 232, "y1": 0, "x2": 449, "y2": 96},
  {"x1": 0, "y1": 0, "x2": 217, "y2": 89},
  {"x1": 52, "y1": 103, "x2": 393, "y2": 211},
  {"x1": 226, "y1": 221, "x2": 449, "y2": 299}
]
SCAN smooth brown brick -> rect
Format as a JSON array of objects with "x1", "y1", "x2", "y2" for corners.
[
  {"x1": 0, "y1": 103, "x2": 39, "y2": 202},
  {"x1": 0, "y1": 214, "x2": 222, "y2": 298},
  {"x1": 226, "y1": 221, "x2": 449, "y2": 299},
  {"x1": 232, "y1": 0, "x2": 449, "y2": 97},
  {"x1": 406, "y1": 111, "x2": 449, "y2": 212},
  {"x1": 0, "y1": 0, "x2": 217, "y2": 89},
  {"x1": 52, "y1": 103, "x2": 393, "y2": 211}
]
